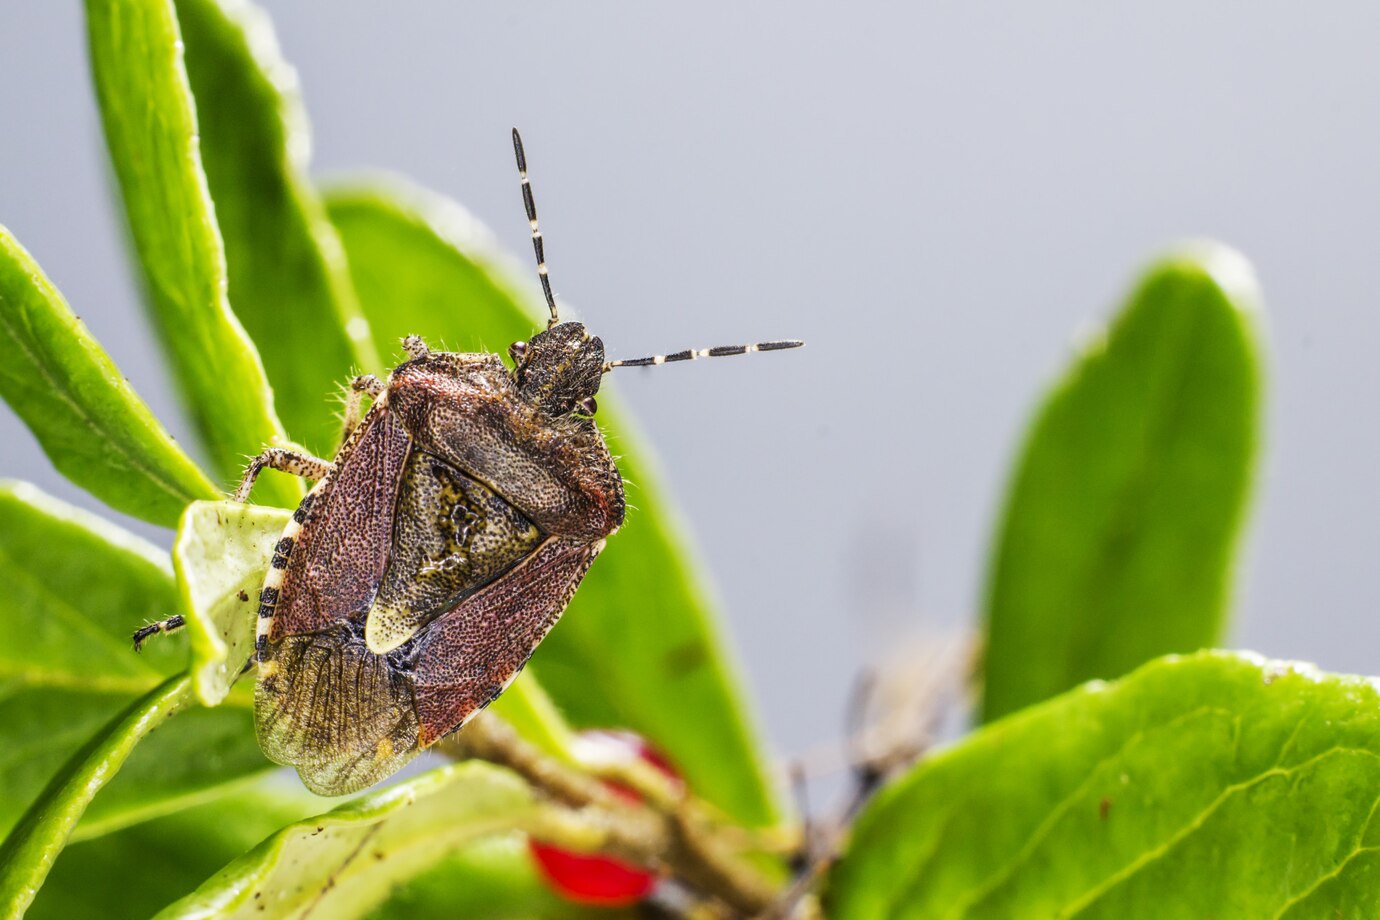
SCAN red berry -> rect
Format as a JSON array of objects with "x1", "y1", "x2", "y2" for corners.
[{"x1": 528, "y1": 730, "x2": 679, "y2": 906}]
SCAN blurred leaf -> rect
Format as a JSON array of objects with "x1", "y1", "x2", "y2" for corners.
[
  {"x1": 29, "y1": 779, "x2": 330, "y2": 920},
  {"x1": 0, "y1": 227, "x2": 218, "y2": 526},
  {"x1": 174, "y1": 0, "x2": 381, "y2": 456},
  {"x1": 155, "y1": 761, "x2": 544, "y2": 920},
  {"x1": 325, "y1": 178, "x2": 780, "y2": 827},
  {"x1": 488, "y1": 673, "x2": 578, "y2": 764},
  {"x1": 0, "y1": 482, "x2": 268, "y2": 848},
  {"x1": 0, "y1": 673, "x2": 194, "y2": 918},
  {"x1": 84, "y1": 0, "x2": 299, "y2": 508},
  {"x1": 374, "y1": 834, "x2": 630, "y2": 920},
  {"x1": 982, "y1": 245, "x2": 1263, "y2": 721},
  {"x1": 175, "y1": 500, "x2": 288, "y2": 705},
  {"x1": 828, "y1": 651, "x2": 1380, "y2": 918}
]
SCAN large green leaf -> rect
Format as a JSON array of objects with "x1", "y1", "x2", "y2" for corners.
[
  {"x1": 0, "y1": 673, "x2": 195, "y2": 918},
  {"x1": 84, "y1": 0, "x2": 299, "y2": 508},
  {"x1": 0, "y1": 482, "x2": 268, "y2": 849},
  {"x1": 828, "y1": 651, "x2": 1380, "y2": 918},
  {"x1": 324, "y1": 179, "x2": 780, "y2": 826},
  {"x1": 174, "y1": 0, "x2": 380, "y2": 456},
  {"x1": 29, "y1": 782, "x2": 620, "y2": 920},
  {"x1": 982, "y1": 245, "x2": 1263, "y2": 721},
  {"x1": 375, "y1": 835, "x2": 629, "y2": 920},
  {"x1": 154, "y1": 761, "x2": 546, "y2": 920},
  {"x1": 0, "y1": 227, "x2": 218, "y2": 526},
  {"x1": 27, "y1": 780, "x2": 330, "y2": 920}
]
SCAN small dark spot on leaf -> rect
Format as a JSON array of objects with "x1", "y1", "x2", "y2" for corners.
[
  {"x1": 664, "y1": 640, "x2": 708, "y2": 676},
  {"x1": 1099, "y1": 796, "x2": 1112, "y2": 820},
  {"x1": 373, "y1": 850, "x2": 386, "y2": 862},
  {"x1": 238, "y1": 590, "x2": 250, "y2": 602}
]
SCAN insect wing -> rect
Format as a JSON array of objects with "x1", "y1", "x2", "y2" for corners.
[
  {"x1": 255, "y1": 405, "x2": 415, "y2": 794},
  {"x1": 267, "y1": 406, "x2": 411, "y2": 638},
  {"x1": 256, "y1": 629, "x2": 421, "y2": 795},
  {"x1": 413, "y1": 535, "x2": 604, "y2": 745}
]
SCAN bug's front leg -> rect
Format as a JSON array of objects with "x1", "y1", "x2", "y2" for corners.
[
  {"x1": 340, "y1": 374, "x2": 385, "y2": 445},
  {"x1": 132, "y1": 614, "x2": 184, "y2": 651},
  {"x1": 235, "y1": 448, "x2": 334, "y2": 503}
]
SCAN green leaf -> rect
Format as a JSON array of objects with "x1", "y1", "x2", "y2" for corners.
[
  {"x1": 375, "y1": 835, "x2": 631, "y2": 920},
  {"x1": 29, "y1": 781, "x2": 618, "y2": 920},
  {"x1": 84, "y1": 0, "x2": 300, "y2": 508},
  {"x1": 154, "y1": 761, "x2": 545, "y2": 920},
  {"x1": 981, "y1": 245, "x2": 1263, "y2": 722},
  {"x1": 827, "y1": 651, "x2": 1380, "y2": 918},
  {"x1": 28, "y1": 780, "x2": 331, "y2": 920},
  {"x1": 324, "y1": 178, "x2": 780, "y2": 827},
  {"x1": 174, "y1": 0, "x2": 381, "y2": 456},
  {"x1": 175, "y1": 500, "x2": 289, "y2": 705},
  {"x1": 0, "y1": 673, "x2": 195, "y2": 918},
  {"x1": 0, "y1": 482, "x2": 268, "y2": 849},
  {"x1": 0, "y1": 227, "x2": 218, "y2": 527}
]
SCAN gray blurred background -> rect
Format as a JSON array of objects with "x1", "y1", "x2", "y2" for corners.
[{"x1": 3, "y1": 3, "x2": 1379, "y2": 767}]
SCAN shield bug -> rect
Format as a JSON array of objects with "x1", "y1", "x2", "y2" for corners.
[{"x1": 135, "y1": 130, "x2": 802, "y2": 795}]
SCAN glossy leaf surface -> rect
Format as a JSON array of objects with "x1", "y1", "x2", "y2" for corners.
[
  {"x1": 85, "y1": 0, "x2": 299, "y2": 507},
  {"x1": 0, "y1": 483, "x2": 267, "y2": 855},
  {"x1": 0, "y1": 228, "x2": 217, "y2": 526},
  {"x1": 0, "y1": 674, "x2": 195, "y2": 917},
  {"x1": 154, "y1": 761, "x2": 543, "y2": 919},
  {"x1": 174, "y1": 0, "x2": 380, "y2": 455},
  {"x1": 830, "y1": 651, "x2": 1380, "y2": 918},
  {"x1": 982, "y1": 246, "x2": 1263, "y2": 721}
]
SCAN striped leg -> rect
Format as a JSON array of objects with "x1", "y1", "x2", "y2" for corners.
[
  {"x1": 132, "y1": 614, "x2": 185, "y2": 651},
  {"x1": 340, "y1": 374, "x2": 384, "y2": 445},
  {"x1": 234, "y1": 448, "x2": 334, "y2": 503}
]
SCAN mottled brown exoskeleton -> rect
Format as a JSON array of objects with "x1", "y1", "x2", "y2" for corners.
[{"x1": 134, "y1": 130, "x2": 802, "y2": 795}]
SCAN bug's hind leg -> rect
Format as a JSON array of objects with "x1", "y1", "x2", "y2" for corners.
[
  {"x1": 340, "y1": 374, "x2": 385, "y2": 445},
  {"x1": 234, "y1": 448, "x2": 334, "y2": 503},
  {"x1": 132, "y1": 614, "x2": 185, "y2": 651}
]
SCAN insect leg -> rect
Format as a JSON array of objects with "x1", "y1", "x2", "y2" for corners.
[
  {"x1": 132, "y1": 614, "x2": 185, "y2": 651},
  {"x1": 234, "y1": 448, "x2": 334, "y2": 503},
  {"x1": 341, "y1": 374, "x2": 385, "y2": 444},
  {"x1": 402, "y1": 335, "x2": 429, "y2": 359}
]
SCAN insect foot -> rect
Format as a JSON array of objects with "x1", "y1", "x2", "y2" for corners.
[{"x1": 249, "y1": 130, "x2": 802, "y2": 796}]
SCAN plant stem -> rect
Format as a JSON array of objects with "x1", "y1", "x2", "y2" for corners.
[{"x1": 442, "y1": 712, "x2": 783, "y2": 915}]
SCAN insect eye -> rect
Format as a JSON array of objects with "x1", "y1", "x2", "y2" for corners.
[
  {"x1": 508, "y1": 341, "x2": 529, "y2": 363},
  {"x1": 578, "y1": 396, "x2": 598, "y2": 416}
]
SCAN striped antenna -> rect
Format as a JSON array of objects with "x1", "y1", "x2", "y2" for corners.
[
  {"x1": 605, "y1": 339, "x2": 804, "y2": 370},
  {"x1": 512, "y1": 128, "x2": 559, "y2": 328}
]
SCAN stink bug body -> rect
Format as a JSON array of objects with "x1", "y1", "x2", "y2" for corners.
[{"x1": 135, "y1": 131, "x2": 802, "y2": 795}]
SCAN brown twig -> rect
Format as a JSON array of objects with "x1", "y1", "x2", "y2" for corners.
[
  {"x1": 441, "y1": 712, "x2": 783, "y2": 916},
  {"x1": 757, "y1": 629, "x2": 980, "y2": 920}
]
